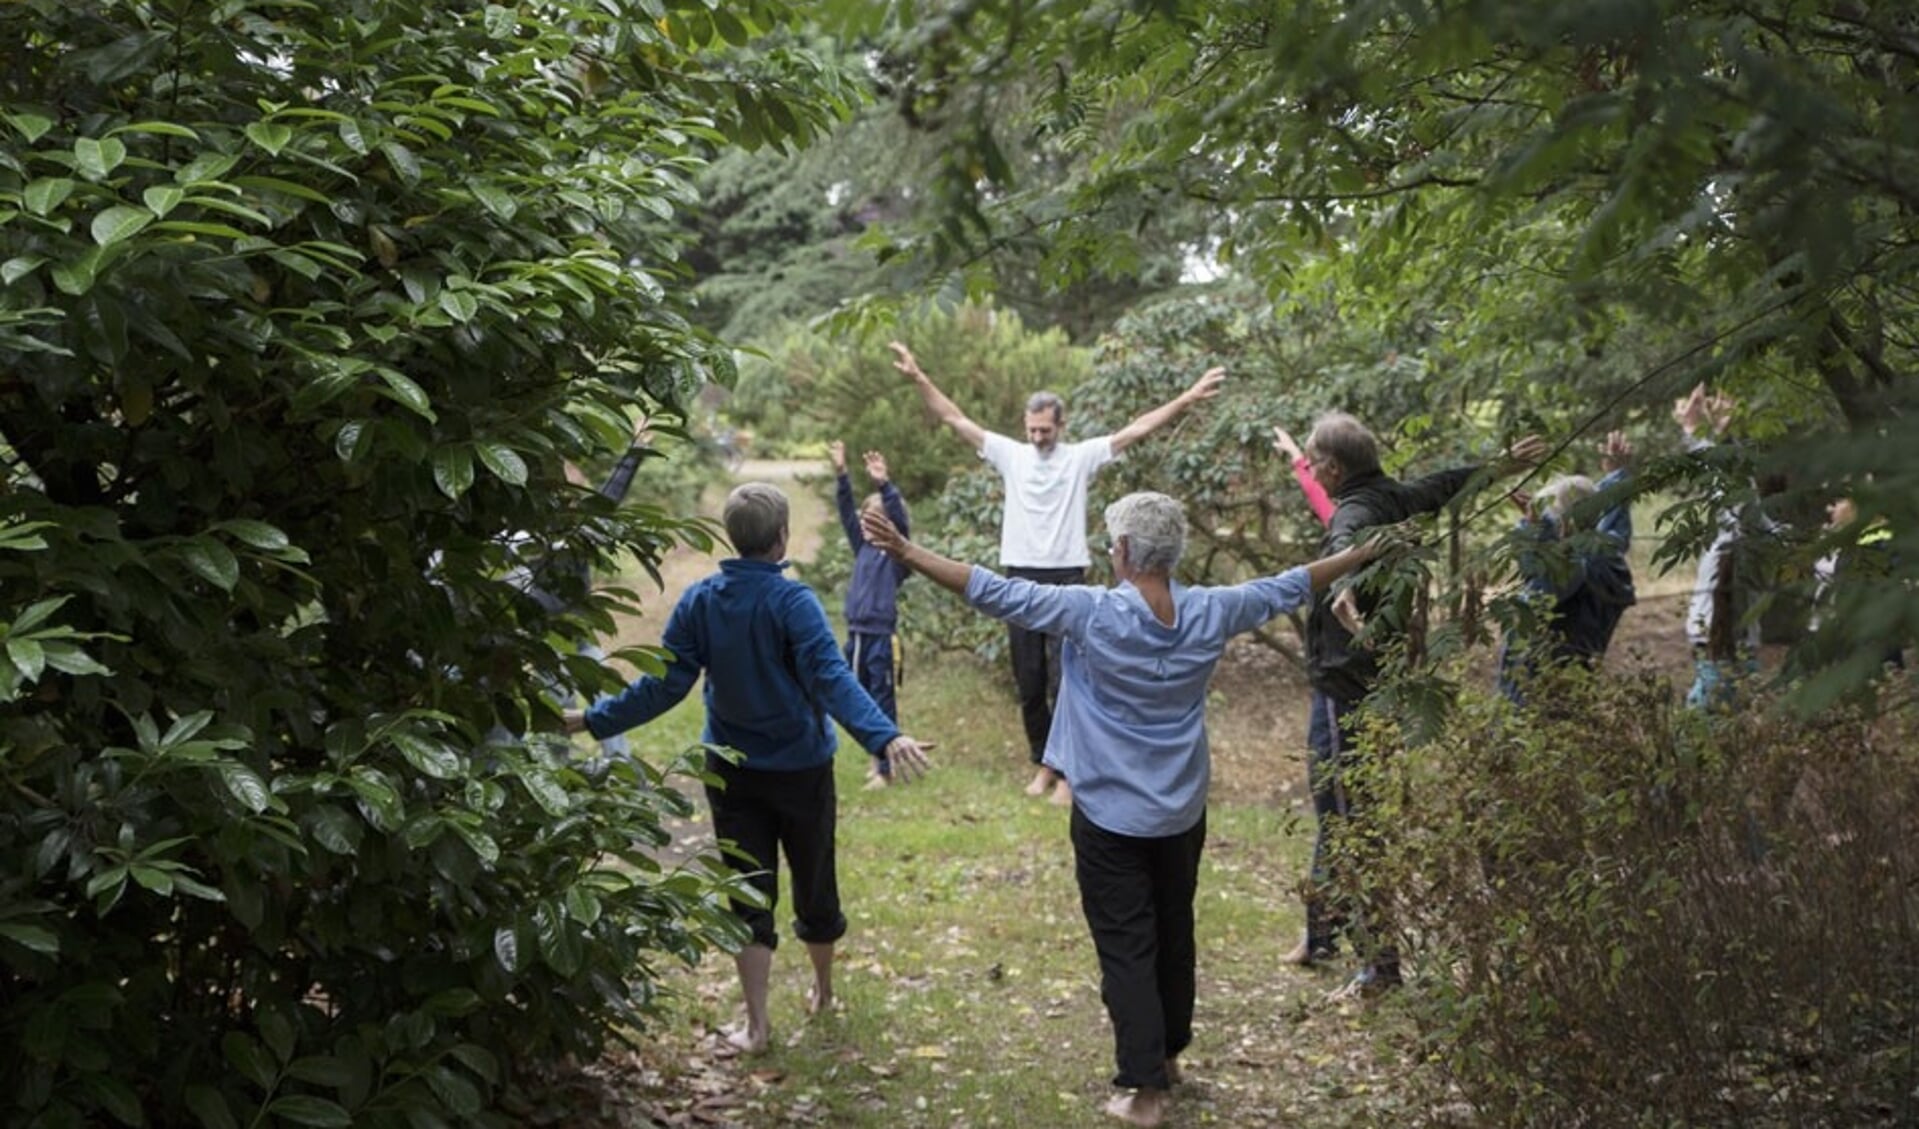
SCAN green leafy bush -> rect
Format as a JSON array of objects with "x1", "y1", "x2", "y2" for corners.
[
  {"x1": 1349, "y1": 671, "x2": 1919, "y2": 1127},
  {"x1": 0, "y1": 1, "x2": 841, "y2": 1125}
]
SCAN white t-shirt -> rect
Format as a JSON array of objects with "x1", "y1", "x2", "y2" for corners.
[{"x1": 980, "y1": 432, "x2": 1116, "y2": 569}]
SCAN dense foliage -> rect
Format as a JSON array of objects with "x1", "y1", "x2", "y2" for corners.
[
  {"x1": 827, "y1": 0, "x2": 1918, "y2": 705},
  {"x1": 1358, "y1": 671, "x2": 1919, "y2": 1125},
  {"x1": 0, "y1": 1, "x2": 847, "y2": 1125}
]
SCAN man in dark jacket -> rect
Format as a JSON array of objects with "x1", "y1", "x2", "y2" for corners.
[{"x1": 1287, "y1": 412, "x2": 1544, "y2": 997}]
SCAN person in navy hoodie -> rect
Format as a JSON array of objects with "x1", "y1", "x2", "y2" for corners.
[
  {"x1": 565, "y1": 482, "x2": 933, "y2": 1054},
  {"x1": 831, "y1": 441, "x2": 914, "y2": 788}
]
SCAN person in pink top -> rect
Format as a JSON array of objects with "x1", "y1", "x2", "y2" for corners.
[{"x1": 1272, "y1": 424, "x2": 1335, "y2": 527}]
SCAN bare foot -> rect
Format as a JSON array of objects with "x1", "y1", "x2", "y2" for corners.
[
  {"x1": 722, "y1": 1022, "x2": 769, "y2": 1055},
  {"x1": 805, "y1": 983, "x2": 832, "y2": 1016},
  {"x1": 1102, "y1": 1088, "x2": 1168, "y2": 1127},
  {"x1": 1048, "y1": 778, "x2": 1074, "y2": 807},
  {"x1": 1024, "y1": 767, "x2": 1054, "y2": 796}
]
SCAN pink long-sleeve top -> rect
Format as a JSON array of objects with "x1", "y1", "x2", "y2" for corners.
[{"x1": 1292, "y1": 456, "x2": 1334, "y2": 526}]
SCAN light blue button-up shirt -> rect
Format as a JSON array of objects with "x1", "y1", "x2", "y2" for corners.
[{"x1": 965, "y1": 564, "x2": 1315, "y2": 838}]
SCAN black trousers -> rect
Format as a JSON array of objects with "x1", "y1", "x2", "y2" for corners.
[
  {"x1": 1005, "y1": 566, "x2": 1083, "y2": 764},
  {"x1": 1305, "y1": 692, "x2": 1397, "y2": 974},
  {"x1": 703, "y1": 756, "x2": 846, "y2": 950},
  {"x1": 1071, "y1": 805, "x2": 1207, "y2": 1091}
]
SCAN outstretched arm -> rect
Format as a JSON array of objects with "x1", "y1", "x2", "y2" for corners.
[
  {"x1": 597, "y1": 414, "x2": 654, "y2": 503},
  {"x1": 891, "y1": 341, "x2": 987, "y2": 451},
  {"x1": 1303, "y1": 541, "x2": 1378, "y2": 593},
  {"x1": 860, "y1": 507, "x2": 970, "y2": 595},
  {"x1": 1109, "y1": 366, "x2": 1227, "y2": 455},
  {"x1": 830, "y1": 441, "x2": 863, "y2": 550},
  {"x1": 1274, "y1": 425, "x2": 1335, "y2": 525}
]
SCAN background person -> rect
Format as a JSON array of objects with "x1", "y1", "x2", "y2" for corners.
[
  {"x1": 861, "y1": 492, "x2": 1374, "y2": 1129},
  {"x1": 565, "y1": 483, "x2": 932, "y2": 1054},
  {"x1": 1291, "y1": 413, "x2": 1545, "y2": 996},
  {"x1": 831, "y1": 440, "x2": 913, "y2": 787},
  {"x1": 889, "y1": 339, "x2": 1226, "y2": 806},
  {"x1": 1497, "y1": 430, "x2": 1637, "y2": 701}
]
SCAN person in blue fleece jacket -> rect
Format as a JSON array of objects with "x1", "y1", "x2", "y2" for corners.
[
  {"x1": 830, "y1": 440, "x2": 913, "y2": 787},
  {"x1": 565, "y1": 482, "x2": 932, "y2": 1054}
]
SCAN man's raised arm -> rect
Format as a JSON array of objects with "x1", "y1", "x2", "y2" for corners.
[
  {"x1": 1108, "y1": 366, "x2": 1227, "y2": 455},
  {"x1": 890, "y1": 341, "x2": 986, "y2": 451}
]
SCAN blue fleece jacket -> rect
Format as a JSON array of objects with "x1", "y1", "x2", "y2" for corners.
[
  {"x1": 835, "y1": 475, "x2": 911, "y2": 634},
  {"x1": 583, "y1": 558, "x2": 900, "y2": 770}
]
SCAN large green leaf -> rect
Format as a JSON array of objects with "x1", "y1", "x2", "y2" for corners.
[
  {"x1": 431, "y1": 446, "x2": 475, "y2": 500},
  {"x1": 90, "y1": 205, "x2": 154, "y2": 246},
  {"x1": 72, "y1": 137, "x2": 127, "y2": 181}
]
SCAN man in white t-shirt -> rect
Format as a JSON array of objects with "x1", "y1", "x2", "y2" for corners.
[{"x1": 890, "y1": 340, "x2": 1226, "y2": 804}]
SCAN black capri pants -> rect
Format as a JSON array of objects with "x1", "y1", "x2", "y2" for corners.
[{"x1": 703, "y1": 755, "x2": 848, "y2": 950}]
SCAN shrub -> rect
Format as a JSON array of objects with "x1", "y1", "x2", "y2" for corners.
[
  {"x1": 1348, "y1": 671, "x2": 1919, "y2": 1127},
  {"x1": 0, "y1": 1, "x2": 839, "y2": 1125}
]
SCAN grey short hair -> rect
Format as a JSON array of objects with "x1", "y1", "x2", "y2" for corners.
[
  {"x1": 723, "y1": 482, "x2": 789, "y2": 558},
  {"x1": 1025, "y1": 391, "x2": 1065, "y2": 423},
  {"x1": 1306, "y1": 412, "x2": 1380, "y2": 477},
  {"x1": 1538, "y1": 474, "x2": 1596, "y2": 530},
  {"x1": 1104, "y1": 492, "x2": 1187, "y2": 575}
]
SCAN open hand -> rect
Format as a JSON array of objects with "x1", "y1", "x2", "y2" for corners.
[
  {"x1": 1186, "y1": 366, "x2": 1227, "y2": 403},
  {"x1": 1505, "y1": 434, "x2": 1549, "y2": 468},
  {"x1": 863, "y1": 449, "x2": 890, "y2": 484},
  {"x1": 859, "y1": 507, "x2": 907, "y2": 555},
  {"x1": 829, "y1": 439, "x2": 846, "y2": 473},
  {"x1": 1673, "y1": 383, "x2": 1735, "y2": 438},
  {"x1": 888, "y1": 341, "x2": 925, "y2": 381},
  {"x1": 1272, "y1": 424, "x2": 1303, "y2": 462},
  {"x1": 1600, "y1": 429, "x2": 1632, "y2": 472},
  {"x1": 883, "y1": 735, "x2": 933, "y2": 782}
]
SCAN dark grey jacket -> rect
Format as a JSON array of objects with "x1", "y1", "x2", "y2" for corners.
[{"x1": 1306, "y1": 463, "x2": 1479, "y2": 702}]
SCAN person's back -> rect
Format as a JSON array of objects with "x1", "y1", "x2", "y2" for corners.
[
  {"x1": 965, "y1": 567, "x2": 1313, "y2": 837},
  {"x1": 667, "y1": 560, "x2": 840, "y2": 768}
]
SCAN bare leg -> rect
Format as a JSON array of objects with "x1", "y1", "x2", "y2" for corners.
[
  {"x1": 1025, "y1": 765, "x2": 1056, "y2": 796},
  {"x1": 1049, "y1": 776, "x2": 1074, "y2": 807},
  {"x1": 727, "y1": 944, "x2": 773, "y2": 1053},
  {"x1": 804, "y1": 941, "x2": 834, "y2": 1015},
  {"x1": 1102, "y1": 1087, "x2": 1169, "y2": 1127},
  {"x1": 1165, "y1": 1058, "x2": 1182, "y2": 1086}
]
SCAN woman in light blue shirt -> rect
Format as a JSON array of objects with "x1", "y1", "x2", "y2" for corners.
[{"x1": 861, "y1": 492, "x2": 1372, "y2": 1129}]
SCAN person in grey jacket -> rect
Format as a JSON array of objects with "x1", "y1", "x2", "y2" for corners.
[{"x1": 1290, "y1": 413, "x2": 1543, "y2": 998}]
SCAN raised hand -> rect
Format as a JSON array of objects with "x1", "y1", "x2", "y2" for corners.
[
  {"x1": 829, "y1": 439, "x2": 846, "y2": 473},
  {"x1": 1272, "y1": 424, "x2": 1303, "y2": 462},
  {"x1": 889, "y1": 341, "x2": 925, "y2": 381},
  {"x1": 862, "y1": 449, "x2": 890, "y2": 484},
  {"x1": 1185, "y1": 366, "x2": 1227, "y2": 403},
  {"x1": 1601, "y1": 429, "x2": 1633, "y2": 473},
  {"x1": 1675, "y1": 383, "x2": 1736, "y2": 438}
]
